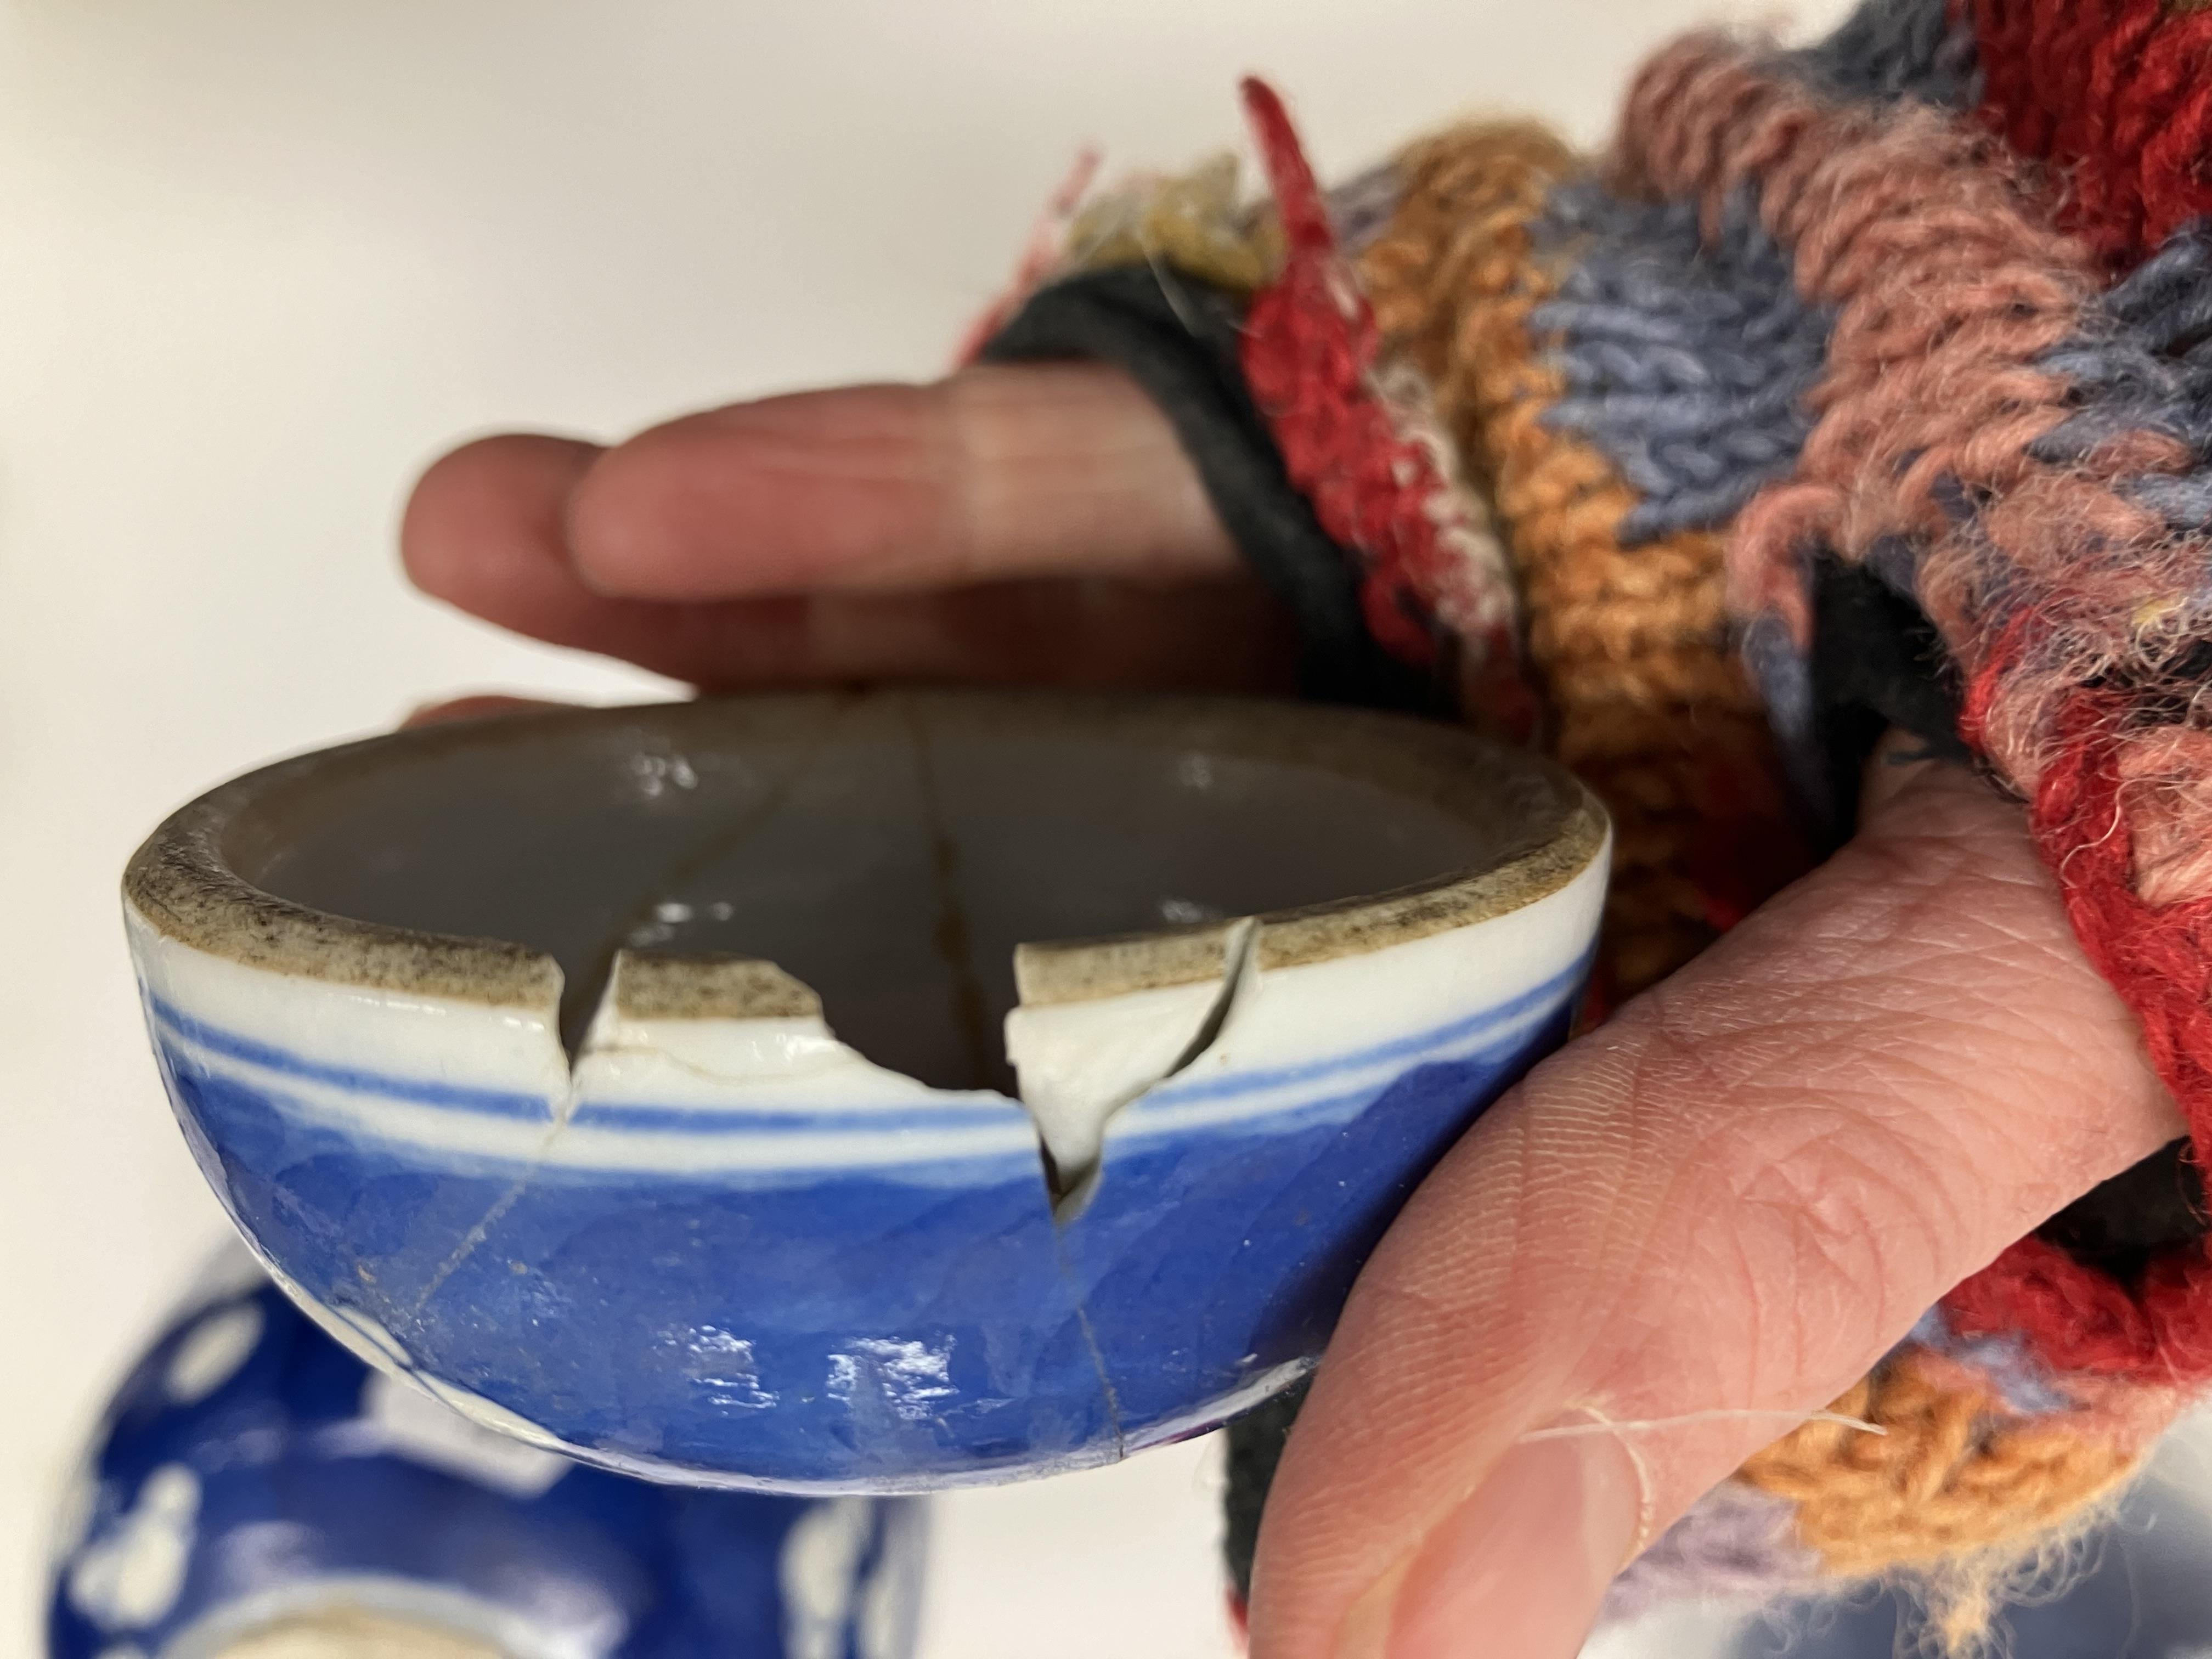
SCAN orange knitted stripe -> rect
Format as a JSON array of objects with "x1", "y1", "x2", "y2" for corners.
[
  {"x1": 1355, "y1": 123, "x2": 1806, "y2": 995},
  {"x1": 1737, "y1": 1352, "x2": 2143, "y2": 1576}
]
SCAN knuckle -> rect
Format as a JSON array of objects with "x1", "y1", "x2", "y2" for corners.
[{"x1": 1606, "y1": 992, "x2": 1980, "y2": 1386}]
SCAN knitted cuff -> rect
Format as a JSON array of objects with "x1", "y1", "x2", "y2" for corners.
[
  {"x1": 976, "y1": 0, "x2": 2212, "y2": 1638},
  {"x1": 978, "y1": 266, "x2": 1437, "y2": 713}
]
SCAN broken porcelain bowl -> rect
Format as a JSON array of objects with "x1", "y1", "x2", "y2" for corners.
[
  {"x1": 50, "y1": 1248, "x2": 924, "y2": 1659},
  {"x1": 123, "y1": 691, "x2": 1607, "y2": 1492}
]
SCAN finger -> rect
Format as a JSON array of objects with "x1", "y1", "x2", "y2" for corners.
[
  {"x1": 1856, "y1": 724, "x2": 1967, "y2": 820},
  {"x1": 401, "y1": 694, "x2": 575, "y2": 729},
  {"x1": 563, "y1": 363, "x2": 1237, "y2": 598},
  {"x1": 401, "y1": 434, "x2": 1290, "y2": 690},
  {"x1": 1248, "y1": 758, "x2": 2183, "y2": 1659}
]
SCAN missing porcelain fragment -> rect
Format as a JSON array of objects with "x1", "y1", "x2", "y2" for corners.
[
  {"x1": 573, "y1": 911, "x2": 1262, "y2": 1221},
  {"x1": 1006, "y1": 917, "x2": 1260, "y2": 1212}
]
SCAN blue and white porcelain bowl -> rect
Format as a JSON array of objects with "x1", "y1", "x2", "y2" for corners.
[
  {"x1": 123, "y1": 692, "x2": 1608, "y2": 1491},
  {"x1": 50, "y1": 1250, "x2": 925, "y2": 1659}
]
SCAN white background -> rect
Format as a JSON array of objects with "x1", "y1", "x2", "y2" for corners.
[{"x1": 0, "y1": 1, "x2": 2022, "y2": 1654}]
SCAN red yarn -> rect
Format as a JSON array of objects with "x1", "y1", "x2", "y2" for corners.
[
  {"x1": 1967, "y1": 0, "x2": 2212, "y2": 270},
  {"x1": 1949, "y1": 1220, "x2": 2212, "y2": 1384},
  {"x1": 2028, "y1": 698, "x2": 2212, "y2": 1155},
  {"x1": 1940, "y1": 667, "x2": 2212, "y2": 1383},
  {"x1": 1946, "y1": 1235, "x2": 2160, "y2": 1372},
  {"x1": 1236, "y1": 77, "x2": 1513, "y2": 694}
]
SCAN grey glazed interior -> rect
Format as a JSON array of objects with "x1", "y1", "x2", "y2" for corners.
[{"x1": 227, "y1": 695, "x2": 1530, "y2": 1092}]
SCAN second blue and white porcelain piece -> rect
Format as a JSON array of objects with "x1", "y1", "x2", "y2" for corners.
[
  {"x1": 50, "y1": 1250, "x2": 925, "y2": 1659},
  {"x1": 124, "y1": 692, "x2": 1609, "y2": 1491}
]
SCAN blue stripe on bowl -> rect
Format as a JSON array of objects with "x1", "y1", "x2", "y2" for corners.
[
  {"x1": 146, "y1": 947, "x2": 1591, "y2": 1146},
  {"x1": 145, "y1": 997, "x2": 552, "y2": 1120},
  {"x1": 563, "y1": 1100, "x2": 1020, "y2": 1132},
  {"x1": 1136, "y1": 955, "x2": 1588, "y2": 1109}
]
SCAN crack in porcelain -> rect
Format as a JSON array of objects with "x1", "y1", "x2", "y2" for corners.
[{"x1": 121, "y1": 691, "x2": 1607, "y2": 1489}]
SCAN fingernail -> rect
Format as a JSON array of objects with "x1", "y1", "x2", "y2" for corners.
[{"x1": 1345, "y1": 1435, "x2": 1643, "y2": 1659}]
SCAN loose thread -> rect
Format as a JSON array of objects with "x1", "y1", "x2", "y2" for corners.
[
  {"x1": 1522, "y1": 1406, "x2": 1887, "y2": 1562},
  {"x1": 1517, "y1": 1408, "x2": 1888, "y2": 1442}
]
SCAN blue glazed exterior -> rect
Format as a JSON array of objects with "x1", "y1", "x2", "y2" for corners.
[
  {"x1": 49, "y1": 1268, "x2": 926, "y2": 1658},
  {"x1": 138, "y1": 953, "x2": 1587, "y2": 1490},
  {"x1": 1069, "y1": 975, "x2": 1583, "y2": 1447},
  {"x1": 123, "y1": 693, "x2": 1611, "y2": 1491}
]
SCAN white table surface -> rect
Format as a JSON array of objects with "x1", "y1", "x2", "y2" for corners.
[{"x1": 4, "y1": 3, "x2": 2041, "y2": 1655}]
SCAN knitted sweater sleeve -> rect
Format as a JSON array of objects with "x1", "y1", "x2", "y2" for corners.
[{"x1": 972, "y1": 0, "x2": 2212, "y2": 1639}]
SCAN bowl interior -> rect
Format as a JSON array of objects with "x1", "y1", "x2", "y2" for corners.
[{"x1": 222, "y1": 694, "x2": 1566, "y2": 1092}]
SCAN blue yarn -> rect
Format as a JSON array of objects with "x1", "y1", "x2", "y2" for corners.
[
  {"x1": 1905, "y1": 1308, "x2": 2070, "y2": 1416},
  {"x1": 1327, "y1": 162, "x2": 1402, "y2": 256},
  {"x1": 1532, "y1": 183, "x2": 1834, "y2": 545},
  {"x1": 2033, "y1": 224, "x2": 2212, "y2": 530},
  {"x1": 1861, "y1": 533, "x2": 1924, "y2": 601},
  {"x1": 1779, "y1": 0, "x2": 1982, "y2": 110},
  {"x1": 1740, "y1": 608, "x2": 1828, "y2": 826}
]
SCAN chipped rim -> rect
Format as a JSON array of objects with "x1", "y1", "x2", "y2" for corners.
[{"x1": 124, "y1": 690, "x2": 1607, "y2": 1017}]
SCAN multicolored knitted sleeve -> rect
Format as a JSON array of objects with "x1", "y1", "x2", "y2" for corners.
[{"x1": 973, "y1": 0, "x2": 2212, "y2": 1643}]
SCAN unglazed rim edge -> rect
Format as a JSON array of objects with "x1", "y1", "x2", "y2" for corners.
[{"x1": 123, "y1": 690, "x2": 1609, "y2": 1016}]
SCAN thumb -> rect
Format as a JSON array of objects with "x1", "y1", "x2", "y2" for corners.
[{"x1": 1246, "y1": 754, "x2": 2184, "y2": 1659}]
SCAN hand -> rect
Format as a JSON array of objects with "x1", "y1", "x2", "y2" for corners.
[
  {"x1": 402, "y1": 364, "x2": 2182, "y2": 1659},
  {"x1": 402, "y1": 363, "x2": 1293, "y2": 693}
]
